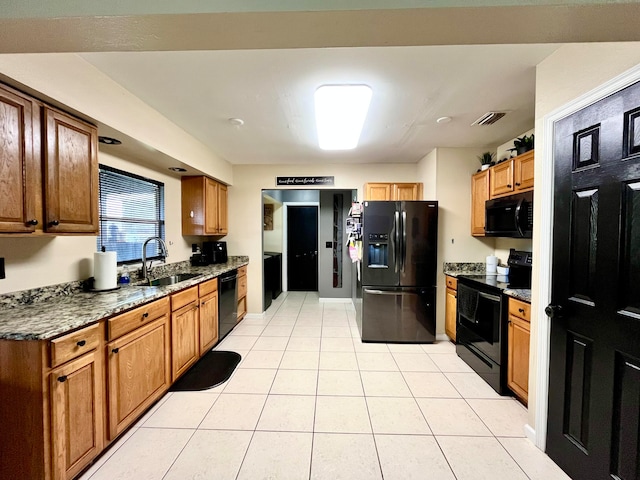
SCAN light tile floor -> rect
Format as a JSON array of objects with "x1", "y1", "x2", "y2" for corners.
[{"x1": 80, "y1": 291, "x2": 570, "y2": 480}]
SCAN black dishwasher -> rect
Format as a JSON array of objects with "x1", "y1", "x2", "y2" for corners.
[{"x1": 218, "y1": 269, "x2": 238, "y2": 341}]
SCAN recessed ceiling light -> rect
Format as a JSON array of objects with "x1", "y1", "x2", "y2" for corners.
[
  {"x1": 436, "y1": 116, "x2": 452, "y2": 124},
  {"x1": 168, "y1": 167, "x2": 187, "y2": 172},
  {"x1": 315, "y1": 85, "x2": 372, "y2": 150},
  {"x1": 228, "y1": 118, "x2": 244, "y2": 127},
  {"x1": 98, "y1": 136, "x2": 122, "y2": 145}
]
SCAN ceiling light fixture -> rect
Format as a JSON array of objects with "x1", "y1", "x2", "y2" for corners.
[
  {"x1": 315, "y1": 85, "x2": 372, "y2": 150},
  {"x1": 436, "y1": 116, "x2": 452, "y2": 124},
  {"x1": 228, "y1": 118, "x2": 244, "y2": 127},
  {"x1": 98, "y1": 136, "x2": 122, "y2": 145}
]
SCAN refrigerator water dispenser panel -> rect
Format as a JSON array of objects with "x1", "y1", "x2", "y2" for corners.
[{"x1": 368, "y1": 233, "x2": 389, "y2": 268}]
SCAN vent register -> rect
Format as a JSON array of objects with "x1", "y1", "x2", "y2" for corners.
[{"x1": 471, "y1": 111, "x2": 507, "y2": 126}]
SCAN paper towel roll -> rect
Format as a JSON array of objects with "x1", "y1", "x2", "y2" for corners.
[
  {"x1": 94, "y1": 251, "x2": 117, "y2": 290},
  {"x1": 486, "y1": 255, "x2": 499, "y2": 274}
]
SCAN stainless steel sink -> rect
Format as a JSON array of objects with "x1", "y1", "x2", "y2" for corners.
[{"x1": 144, "y1": 273, "x2": 202, "y2": 287}]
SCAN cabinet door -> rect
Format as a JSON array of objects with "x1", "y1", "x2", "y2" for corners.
[
  {"x1": 217, "y1": 183, "x2": 228, "y2": 234},
  {"x1": 514, "y1": 150, "x2": 534, "y2": 191},
  {"x1": 445, "y1": 287, "x2": 457, "y2": 342},
  {"x1": 507, "y1": 315, "x2": 530, "y2": 404},
  {"x1": 470, "y1": 170, "x2": 489, "y2": 236},
  {"x1": 490, "y1": 159, "x2": 514, "y2": 198},
  {"x1": 172, "y1": 301, "x2": 200, "y2": 381},
  {"x1": 237, "y1": 272, "x2": 247, "y2": 323},
  {"x1": 107, "y1": 316, "x2": 171, "y2": 439},
  {"x1": 204, "y1": 177, "x2": 220, "y2": 235},
  {"x1": 0, "y1": 85, "x2": 38, "y2": 233},
  {"x1": 200, "y1": 291, "x2": 218, "y2": 354},
  {"x1": 393, "y1": 183, "x2": 421, "y2": 200},
  {"x1": 364, "y1": 183, "x2": 391, "y2": 200},
  {"x1": 43, "y1": 107, "x2": 98, "y2": 233},
  {"x1": 50, "y1": 350, "x2": 104, "y2": 480}
]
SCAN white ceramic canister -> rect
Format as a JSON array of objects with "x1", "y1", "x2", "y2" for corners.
[{"x1": 486, "y1": 255, "x2": 499, "y2": 274}]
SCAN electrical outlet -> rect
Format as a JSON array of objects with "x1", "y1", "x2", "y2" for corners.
[{"x1": 0, "y1": 258, "x2": 5, "y2": 279}]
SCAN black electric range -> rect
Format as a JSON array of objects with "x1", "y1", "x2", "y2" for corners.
[{"x1": 455, "y1": 250, "x2": 532, "y2": 395}]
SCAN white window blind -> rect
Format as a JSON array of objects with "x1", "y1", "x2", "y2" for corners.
[{"x1": 96, "y1": 165, "x2": 165, "y2": 263}]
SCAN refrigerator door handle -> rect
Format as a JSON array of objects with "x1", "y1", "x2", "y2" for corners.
[
  {"x1": 393, "y1": 210, "x2": 400, "y2": 273},
  {"x1": 401, "y1": 210, "x2": 407, "y2": 273},
  {"x1": 364, "y1": 289, "x2": 415, "y2": 296}
]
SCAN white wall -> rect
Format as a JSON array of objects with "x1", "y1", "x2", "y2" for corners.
[
  {"x1": 528, "y1": 41, "x2": 640, "y2": 431},
  {"x1": 262, "y1": 196, "x2": 283, "y2": 253},
  {"x1": 417, "y1": 147, "x2": 496, "y2": 334},
  {"x1": 227, "y1": 163, "x2": 419, "y2": 314},
  {"x1": 0, "y1": 151, "x2": 194, "y2": 294}
]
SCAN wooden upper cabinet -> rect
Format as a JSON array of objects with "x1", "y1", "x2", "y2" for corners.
[
  {"x1": 365, "y1": 183, "x2": 392, "y2": 200},
  {"x1": 364, "y1": 182, "x2": 423, "y2": 201},
  {"x1": 43, "y1": 107, "x2": 98, "y2": 234},
  {"x1": 0, "y1": 84, "x2": 40, "y2": 233},
  {"x1": 393, "y1": 183, "x2": 423, "y2": 201},
  {"x1": 514, "y1": 150, "x2": 535, "y2": 191},
  {"x1": 490, "y1": 158, "x2": 514, "y2": 198},
  {"x1": 471, "y1": 170, "x2": 489, "y2": 236},
  {"x1": 182, "y1": 176, "x2": 229, "y2": 235},
  {"x1": 489, "y1": 150, "x2": 535, "y2": 199}
]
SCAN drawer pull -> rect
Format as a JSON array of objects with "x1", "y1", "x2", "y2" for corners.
[
  {"x1": 76, "y1": 340, "x2": 86, "y2": 347},
  {"x1": 518, "y1": 308, "x2": 525, "y2": 313},
  {"x1": 515, "y1": 182, "x2": 521, "y2": 186},
  {"x1": 27, "y1": 219, "x2": 38, "y2": 226},
  {"x1": 57, "y1": 375, "x2": 67, "y2": 383},
  {"x1": 49, "y1": 220, "x2": 60, "y2": 226},
  {"x1": 142, "y1": 312, "x2": 149, "y2": 318},
  {"x1": 112, "y1": 347, "x2": 120, "y2": 354},
  {"x1": 507, "y1": 184, "x2": 512, "y2": 188}
]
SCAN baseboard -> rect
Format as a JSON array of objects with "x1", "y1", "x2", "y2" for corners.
[
  {"x1": 244, "y1": 312, "x2": 266, "y2": 319},
  {"x1": 319, "y1": 298, "x2": 352, "y2": 303},
  {"x1": 524, "y1": 424, "x2": 537, "y2": 446},
  {"x1": 435, "y1": 333, "x2": 451, "y2": 342}
]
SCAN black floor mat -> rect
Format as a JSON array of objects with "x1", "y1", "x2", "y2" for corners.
[{"x1": 171, "y1": 350, "x2": 242, "y2": 391}]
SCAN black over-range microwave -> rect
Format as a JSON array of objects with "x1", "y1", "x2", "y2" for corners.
[{"x1": 485, "y1": 191, "x2": 533, "y2": 238}]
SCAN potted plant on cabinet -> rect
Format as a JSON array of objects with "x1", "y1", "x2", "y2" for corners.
[
  {"x1": 513, "y1": 134, "x2": 534, "y2": 156},
  {"x1": 477, "y1": 151, "x2": 495, "y2": 171}
]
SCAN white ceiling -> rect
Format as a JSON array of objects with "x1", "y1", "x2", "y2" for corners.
[{"x1": 81, "y1": 44, "x2": 558, "y2": 165}]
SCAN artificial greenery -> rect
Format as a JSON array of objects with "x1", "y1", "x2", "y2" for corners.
[
  {"x1": 477, "y1": 151, "x2": 495, "y2": 165},
  {"x1": 513, "y1": 134, "x2": 534, "y2": 153}
]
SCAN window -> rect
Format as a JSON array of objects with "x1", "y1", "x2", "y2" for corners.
[{"x1": 96, "y1": 165, "x2": 165, "y2": 264}]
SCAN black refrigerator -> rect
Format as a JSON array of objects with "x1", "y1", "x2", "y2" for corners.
[{"x1": 360, "y1": 200, "x2": 438, "y2": 343}]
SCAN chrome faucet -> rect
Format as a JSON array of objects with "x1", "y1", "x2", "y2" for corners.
[{"x1": 141, "y1": 236, "x2": 169, "y2": 280}]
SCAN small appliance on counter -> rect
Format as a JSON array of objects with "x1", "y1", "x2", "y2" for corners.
[
  {"x1": 190, "y1": 241, "x2": 228, "y2": 266},
  {"x1": 203, "y1": 241, "x2": 228, "y2": 264}
]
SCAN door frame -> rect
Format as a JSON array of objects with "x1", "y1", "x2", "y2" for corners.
[
  {"x1": 533, "y1": 63, "x2": 640, "y2": 451},
  {"x1": 282, "y1": 201, "x2": 320, "y2": 292}
]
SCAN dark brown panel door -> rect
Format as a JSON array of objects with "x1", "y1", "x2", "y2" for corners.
[
  {"x1": 0, "y1": 84, "x2": 38, "y2": 232},
  {"x1": 43, "y1": 107, "x2": 98, "y2": 233},
  {"x1": 547, "y1": 80, "x2": 640, "y2": 479}
]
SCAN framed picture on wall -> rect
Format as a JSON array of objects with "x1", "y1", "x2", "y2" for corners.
[{"x1": 264, "y1": 204, "x2": 274, "y2": 230}]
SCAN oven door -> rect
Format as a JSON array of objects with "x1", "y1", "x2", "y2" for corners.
[{"x1": 456, "y1": 282, "x2": 503, "y2": 364}]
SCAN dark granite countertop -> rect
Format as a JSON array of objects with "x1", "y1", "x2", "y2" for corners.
[
  {"x1": 0, "y1": 257, "x2": 248, "y2": 341},
  {"x1": 444, "y1": 262, "x2": 531, "y2": 303}
]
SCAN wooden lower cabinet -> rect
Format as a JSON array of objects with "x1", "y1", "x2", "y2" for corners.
[
  {"x1": 444, "y1": 275, "x2": 457, "y2": 342},
  {"x1": 50, "y1": 350, "x2": 104, "y2": 480},
  {"x1": 507, "y1": 297, "x2": 531, "y2": 404},
  {"x1": 199, "y1": 290, "x2": 219, "y2": 354},
  {"x1": 237, "y1": 265, "x2": 248, "y2": 322},
  {"x1": 171, "y1": 302, "x2": 200, "y2": 381},
  {"x1": 107, "y1": 316, "x2": 171, "y2": 439}
]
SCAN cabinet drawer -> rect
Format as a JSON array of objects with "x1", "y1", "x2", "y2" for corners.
[
  {"x1": 237, "y1": 274, "x2": 247, "y2": 299},
  {"x1": 108, "y1": 297, "x2": 170, "y2": 341},
  {"x1": 445, "y1": 276, "x2": 457, "y2": 290},
  {"x1": 199, "y1": 277, "x2": 218, "y2": 297},
  {"x1": 50, "y1": 322, "x2": 102, "y2": 367},
  {"x1": 509, "y1": 297, "x2": 531, "y2": 322},
  {"x1": 171, "y1": 286, "x2": 198, "y2": 311},
  {"x1": 237, "y1": 265, "x2": 247, "y2": 277}
]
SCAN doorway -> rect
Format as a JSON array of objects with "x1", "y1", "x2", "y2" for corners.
[
  {"x1": 545, "y1": 79, "x2": 640, "y2": 479},
  {"x1": 286, "y1": 205, "x2": 318, "y2": 291}
]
